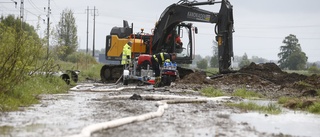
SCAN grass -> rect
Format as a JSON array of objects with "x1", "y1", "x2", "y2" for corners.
[
  {"x1": 278, "y1": 96, "x2": 320, "y2": 114},
  {"x1": 284, "y1": 70, "x2": 311, "y2": 76},
  {"x1": 227, "y1": 102, "x2": 282, "y2": 114},
  {"x1": 232, "y1": 88, "x2": 264, "y2": 99},
  {"x1": 0, "y1": 76, "x2": 70, "y2": 111},
  {"x1": 308, "y1": 102, "x2": 320, "y2": 114},
  {"x1": 200, "y1": 87, "x2": 225, "y2": 97},
  {"x1": 294, "y1": 81, "x2": 314, "y2": 90},
  {"x1": 0, "y1": 53, "x2": 100, "y2": 112},
  {"x1": 55, "y1": 60, "x2": 103, "y2": 82},
  {"x1": 78, "y1": 63, "x2": 104, "y2": 81},
  {"x1": 205, "y1": 68, "x2": 219, "y2": 75}
]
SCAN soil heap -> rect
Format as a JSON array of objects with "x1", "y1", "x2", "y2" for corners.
[{"x1": 177, "y1": 62, "x2": 320, "y2": 97}]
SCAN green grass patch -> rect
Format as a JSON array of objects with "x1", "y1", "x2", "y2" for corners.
[
  {"x1": 227, "y1": 102, "x2": 281, "y2": 114},
  {"x1": 200, "y1": 87, "x2": 225, "y2": 97},
  {"x1": 278, "y1": 96, "x2": 291, "y2": 104},
  {"x1": 79, "y1": 63, "x2": 104, "y2": 81},
  {"x1": 278, "y1": 96, "x2": 320, "y2": 114},
  {"x1": 0, "y1": 76, "x2": 70, "y2": 112},
  {"x1": 308, "y1": 102, "x2": 320, "y2": 114},
  {"x1": 232, "y1": 88, "x2": 264, "y2": 99},
  {"x1": 294, "y1": 81, "x2": 314, "y2": 90},
  {"x1": 55, "y1": 59, "x2": 102, "y2": 82},
  {"x1": 284, "y1": 70, "x2": 310, "y2": 75},
  {"x1": 205, "y1": 68, "x2": 219, "y2": 75}
]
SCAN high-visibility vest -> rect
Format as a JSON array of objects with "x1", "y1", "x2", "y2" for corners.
[
  {"x1": 153, "y1": 52, "x2": 170, "y2": 65},
  {"x1": 121, "y1": 43, "x2": 131, "y2": 65}
]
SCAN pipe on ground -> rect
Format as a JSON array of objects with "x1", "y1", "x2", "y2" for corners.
[{"x1": 66, "y1": 94, "x2": 231, "y2": 137}]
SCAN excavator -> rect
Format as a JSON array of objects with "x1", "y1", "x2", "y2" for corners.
[{"x1": 100, "y1": 0, "x2": 234, "y2": 84}]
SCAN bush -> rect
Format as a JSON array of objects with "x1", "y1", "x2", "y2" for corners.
[
  {"x1": 308, "y1": 65, "x2": 320, "y2": 74},
  {"x1": 197, "y1": 59, "x2": 208, "y2": 69},
  {"x1": 66, "y1": 52, "x2": 97, "y2": 64},
  {"x1": 0, "y1": 21, "x2": 45, "y2": 93},
  {"x1": 0, "y1": 76, "x2": 69, "y2": 111}
]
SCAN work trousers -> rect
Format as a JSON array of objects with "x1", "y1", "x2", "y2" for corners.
[{"x1": 151, "y1": 57, "x2": 161, "y2": 77}]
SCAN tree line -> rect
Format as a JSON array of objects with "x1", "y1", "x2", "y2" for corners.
[
  {"x1": 195, "y1": 34, "x2": 318, "y2": 73},
  {"x1": 0, "y1": 8, "x2": 80, "y2": 94}
]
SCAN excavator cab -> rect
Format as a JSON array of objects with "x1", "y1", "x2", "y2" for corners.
[{"x1": 162, "y1": 23, "x2": 196, "y2": 64}]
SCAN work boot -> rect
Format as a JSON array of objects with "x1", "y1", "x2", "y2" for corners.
[{"x1": 154, "y1": 77, "x2": 162, "y2": 87}]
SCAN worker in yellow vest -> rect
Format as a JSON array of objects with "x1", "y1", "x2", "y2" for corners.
[
  {"x1": 121, "y1": 41, "x2": 132, "y2": 65},
  {"x1": 151, "y1": 52, "x2": 176, "y2": 87}
]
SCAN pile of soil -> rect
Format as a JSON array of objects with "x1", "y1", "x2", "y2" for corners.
[
  {"x1": 178, "y1": 70, "x2": 208, "y2": 84},
  {"x1": 239, "y1": 62, "x2": 308, "y2": 87},
  {"x1": 177, "y1": 62, "x2": 320, "y2": 98}
]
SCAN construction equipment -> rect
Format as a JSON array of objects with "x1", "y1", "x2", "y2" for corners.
[{"x1": 100, "y1": 0, "x2": 234, "y2": 85}]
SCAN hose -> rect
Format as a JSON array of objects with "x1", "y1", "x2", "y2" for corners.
[{"x1": 65, "y1": 94, "x2": 231, "y2": 137}]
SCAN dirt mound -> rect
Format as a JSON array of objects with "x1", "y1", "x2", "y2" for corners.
[
  {"x1": 177, "y1": 62, "x2": 320, "y2": 98},
  {"x1": 304, "y1": 74, "x2": 320, "y2": 88},
  {"x1": 239, "y1": 62, "x2": 307, "y2": 86},
  {"x1": 177, "y1": 70, "x2": 209, "y2": 84},
  {"x1": 240, "y1": 62, "x2": 283, "y2": 74}
]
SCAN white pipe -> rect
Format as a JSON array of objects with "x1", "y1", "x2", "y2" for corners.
[{"x1": 66, "y1": 95, "x2": 231, "y2": 137}]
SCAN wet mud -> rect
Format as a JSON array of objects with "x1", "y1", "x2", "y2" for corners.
[{"x1": 1, "y1": 62, "x2": 320, "y2": 137}]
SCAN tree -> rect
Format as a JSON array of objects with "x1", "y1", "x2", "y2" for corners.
[
  {"x1": 0, "y1": 16, "x2": 46, "y2": 93},
  {"x1": 278, "y1": 34, "x2": 307, "y2": 70},
  {"x1": 210, "y1": 56, "x2": 219, "y2": 68},
  {"x1": 197, "y1": 59, "x2": 208, "y2": 69},
  {"x1": 308, "y1": 63, "x2": 320, "y2": 74},
  {"x1": 251, "y1": 56, "x2": 268, "y2": 64},
  {"x1": 55, "y1": 9, "x2": 78, "y2": 61},
  {"x1": 239, "y1": 53, "x2": 250, "y2": 68},
  {"x1": 192, "y1": 54, "x2": 203, "y2": 66},
  {"x1": 210, "y1": 42, "x2": 219, "y2": 68}
]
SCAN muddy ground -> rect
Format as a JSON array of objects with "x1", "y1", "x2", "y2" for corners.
[
  {"x1": 1, "y1": 62, "x2": 320, "y2": 137},
  {"x1": 178, "y1": 62, "x2": 320, "y2": 99}
]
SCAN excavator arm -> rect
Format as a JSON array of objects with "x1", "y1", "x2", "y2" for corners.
[{"x1": 152, "y1": 0, "x2": 234, "y2": 73}]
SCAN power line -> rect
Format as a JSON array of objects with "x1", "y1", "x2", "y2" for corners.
[
  {"x1": 27, "y1": 0, "x2": 43, "y2": 13},
  {"x1": 85, "y1": 6, "x2": 98, "y2": 56}
]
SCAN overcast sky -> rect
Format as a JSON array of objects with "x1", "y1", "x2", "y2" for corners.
[{"x1": 1, "y1": 0, "x2": 319, "y2": 62}]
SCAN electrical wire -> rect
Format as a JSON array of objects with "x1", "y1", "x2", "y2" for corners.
[{"x1": 27, "y1": 0, "x2": 44, "y2": 13}]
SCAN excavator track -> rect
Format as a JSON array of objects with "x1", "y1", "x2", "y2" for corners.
[
  {"x1": 100, "y1": 64, "x2": 195, "y2": 83},
  {"x1": 100, "y1": 65, "x2": 123, "y2": 83}
]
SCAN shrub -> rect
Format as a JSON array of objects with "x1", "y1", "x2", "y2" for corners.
[{"x1": 308, "y1": 65, "x2": 320, "y2": 74}]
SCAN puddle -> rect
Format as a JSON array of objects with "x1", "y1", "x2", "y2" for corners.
[
  {"x1": 231, "y1": 100, "x2": 320, "y2": 137},
  {"x1": 2, "y1": 83, "x2": 320, "y2": 137},
  {"x1": 0, "y1": 88, "x2": 113, "y2": 137}
]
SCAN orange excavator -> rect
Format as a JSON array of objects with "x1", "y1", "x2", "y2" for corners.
[{"x1": 100, "y1": 0, "x2": 234, "y2": 85}]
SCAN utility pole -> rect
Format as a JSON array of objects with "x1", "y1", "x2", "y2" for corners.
[
  {"x1": 46, "y1": 0, "x2": 50, "y2": 59},
  {"x1": 19, "y1": 0, "x2": 24, "y2": 29},
  {"x1": 85, "y1": 7, "x2": 98, "y2": 57},
  {"x1": 86, "y1": 6, "x2": 89, "y2": 54},
  {"x1": 92, "y1": 6, "x2": 96, "y2": 57},
  {"x1": 20, "y1": 0, "x2": 24, "y2": 21}
]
